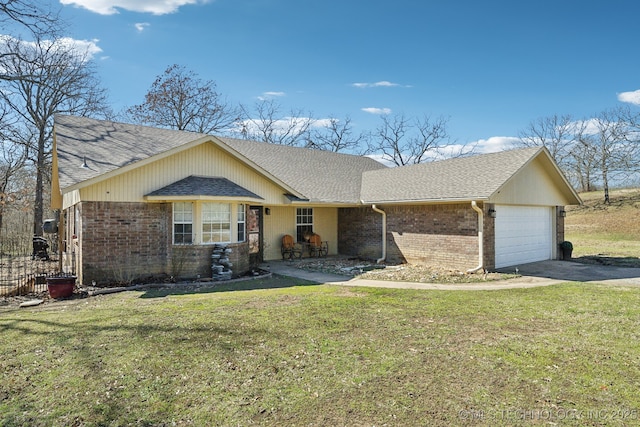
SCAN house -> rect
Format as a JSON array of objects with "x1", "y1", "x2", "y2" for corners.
[{"x1": 51, "y1": 115, "x2": 581, "y2": 285}]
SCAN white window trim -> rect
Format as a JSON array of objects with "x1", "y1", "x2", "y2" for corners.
[
  {"x1": 201, "y1": 202, "x2": 231, "y2": 244},
  {"x1": 173, "y1": 202, "x2": 193, "y2": 245},
  {"x1": 173, "y1": 202, "x2": 247, "y2": 245},
  {"x1": 296, "y1": 207, "x2": 313, "y2": 242},
  {"x1": 237, "y1": 204, "x2": 246, "y2": 243}
]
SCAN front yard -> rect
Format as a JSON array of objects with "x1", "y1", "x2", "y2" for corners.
[{"x1": 2, "y1": 277, "x2": 640, "y2": 426}]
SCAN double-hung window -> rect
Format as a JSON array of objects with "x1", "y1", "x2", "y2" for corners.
[
  {"x1": 173, "y1": 202, "x2": 248, "y2": 244},
  {"x1": 237, "y1": 204, "x2": 246, "y2": 242},
  {"x1": 173, "y1": 202, "x2": 193, "y2": 244},
  {"x1": 202, "y1": 203, "x2": 231, "y2": 243},
  {"x1": 296, "y1": 208, "x2": 313, "y2": 242}
]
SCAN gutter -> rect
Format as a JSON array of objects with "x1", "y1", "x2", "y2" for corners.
[
  {"x1": 371, "y1": 204, "x2": 386, "y2": 264},
  {"x1": 467, "y1": 201, "x2": 485, "y2": 274}
]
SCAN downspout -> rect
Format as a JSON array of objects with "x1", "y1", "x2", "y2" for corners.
[
  {"x1": 371, "y1": 204, "x2": 386, "y2": 264},
  {"x1": 466, "y1": 201, "x2": 484, "y2": 274}
]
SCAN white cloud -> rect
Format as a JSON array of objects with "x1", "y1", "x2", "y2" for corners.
[
  {"x1": 135, "y1": 22, "x2": 150, "y2": 32},
  {"x1": 618, "y1": 89, "x2": 640, "y2": 105},
  {"x1": 568, "y1": 118, "x2": 600, "y2": 135},
  {"x1": 361, "y1": 107, "x2": 391, "y2": 115},
  {"x1": 364, "y1": 154, "x2": 396, "y2": 167},
  {"x1": 352, "y1": 81, "x2": 408, "y2": 88},
  {"x1": 0, "y1": 35, "x2": 103, "y2": 61},
  {"x1": 59, "y1": 0, "x2": 210, "y2": 15},
  {"x1": 471, "y1": 136, "x2": 520, "y2": 154},
  {"x1": 312, "y1": 118, "x2": 334, "y2": 128},
  {"x1": 257, "y1": 91, "x2": 285, "y2": 100}
]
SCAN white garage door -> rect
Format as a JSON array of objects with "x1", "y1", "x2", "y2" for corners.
[{"x1": 495, "y1": 205, "x2": 553, "y2": 268}]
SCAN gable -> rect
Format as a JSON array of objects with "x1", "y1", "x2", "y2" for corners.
[
  {"x1": 73, "y1": 142, "x2": 290, "y2": 208},
  {"x1": 490, "y1": 152, "x2": 580, "y2": 206}
]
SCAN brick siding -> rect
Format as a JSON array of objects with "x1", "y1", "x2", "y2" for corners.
[
  {"x1": 77, "y1": 201, "x2": 250, "y2": 285},
  {"x1": 339, "y1": 203, "x2": 492, "y2": 271}
]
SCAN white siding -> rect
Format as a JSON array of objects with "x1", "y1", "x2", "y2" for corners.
[
  {"x1": 77, "y1": 143, "x2": 288, "y2": 205},
  {"x1": 263, "y1": 206, "x2": 338, "y2": 261},
  {"x1": 491, "y1": 157, "x2": 568, "y2": 206}
]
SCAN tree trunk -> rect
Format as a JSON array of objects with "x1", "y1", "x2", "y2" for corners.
[
  {"x1": 602, "y1": 168, "x2": 610, "y2": 204},
  {"x1": 33, "y1": 134, "x2": 45, "y2": 236}
]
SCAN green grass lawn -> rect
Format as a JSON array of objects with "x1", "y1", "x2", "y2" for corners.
[
  {"x1": 2, "y1": 277, "x2": 640, "y2": 426},
  {"x1": 566, "y1": 188, "x2": 640, "y2": 266}
]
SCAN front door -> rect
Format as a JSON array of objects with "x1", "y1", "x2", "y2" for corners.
[{"x1": 248, "y1": 206, "x2": 263, "y2": 264}]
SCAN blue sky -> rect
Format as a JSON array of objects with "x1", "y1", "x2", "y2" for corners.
[{"x1": 53, "y1": 0, "x2": 640, "y2": 152}]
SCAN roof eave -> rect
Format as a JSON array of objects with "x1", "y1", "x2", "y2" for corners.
[
  {"x1": 359, "y1": 196, "x2": 490, "y2": 205},
  {"x1": 144, "y1": 195, "x2": 264, "y2": 203}
]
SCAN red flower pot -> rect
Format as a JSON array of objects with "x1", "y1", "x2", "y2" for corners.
[{"x1": 47, "y1": 276, "x2": 76, "y2": 298}]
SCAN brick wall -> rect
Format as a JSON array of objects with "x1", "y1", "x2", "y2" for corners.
[
  {"x1": 80, "y1": 201, "x2": 170, "y2": 285},
  {"x1": 338, "y1": 207, "x2": 383, "y2": 260},
  {"x1": 339, "y1": 203, "x2": 490, "y2": 271},
  {"x1": 483, "y1": 204, "x2": 496, "y2": 270},
  {"x1": 556, "y1": 206, "x2": 565, "y2": 259},
  {"x1": 170, "y1": 242, "x2": 250, "y2": 279},
  {"x1": 78, "y1": 201, "x2": 251, "y2": 285}
]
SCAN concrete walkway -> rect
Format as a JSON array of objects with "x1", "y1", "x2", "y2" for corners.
[{"x1": 262, "y1": 260, "x2": 640, "y2": 291}]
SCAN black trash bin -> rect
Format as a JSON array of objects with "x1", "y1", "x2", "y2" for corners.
[{"x1": 32, "y1": 236, "x2": 49, "y2": 260}]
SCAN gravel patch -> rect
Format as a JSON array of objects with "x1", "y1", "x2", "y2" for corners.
[{"x1": 291, "y1": 256, "x2": 518, "y2": 284}]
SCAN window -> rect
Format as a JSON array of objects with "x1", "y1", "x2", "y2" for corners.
[
  {"x1": 237, "y1": 204, "x2": 246, "y2": 242},
  {"x1": 173, "y1": 202, "x2": 193, "y2": 244},
  {"x1": 202, "y1": 203, "x2": 231, "y2": 244},
  {"x1": 296, "y1": 208, "x2": 313, "y2": 242}
]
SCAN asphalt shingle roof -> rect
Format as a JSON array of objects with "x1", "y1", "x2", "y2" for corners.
[
  {"x1": 54, "y1": 116, "x2": 568, "y2": 206},
  {"x1": 54, "y1": 115, "x2": 387, "y2": 203},
  {"x1": 219, "y1": 137, "x2": 387, "y2": 203},
  {"x1": 360, "y1": 148, "x2": 543, "y2": 203},
  {"x1": 145, "y1": 175, "x2": 263, "y2": 200},
  {"x1": 54, "y1": 115, "x2": 208, "y2": 189}
]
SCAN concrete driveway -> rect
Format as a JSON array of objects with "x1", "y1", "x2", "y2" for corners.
[
  {"x1": 497, "y1": 260, "x2": 640, "y2": 286},
  {"x1": 266, "y1": 259, "x2": 640, "y2": 290}
]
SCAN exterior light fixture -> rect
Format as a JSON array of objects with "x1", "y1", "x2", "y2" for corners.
[{"x1": 488, "y1": 208, "x2": 497, "y2": 218}]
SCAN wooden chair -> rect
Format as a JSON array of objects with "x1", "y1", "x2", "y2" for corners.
[
  {"x1": 307, "y1": 233, "x2": 328, "y2": 257},
  {"x1": 281, "y1": 234, "x2": 302, "y2": 260}
]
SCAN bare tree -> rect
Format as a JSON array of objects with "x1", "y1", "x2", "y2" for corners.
[
  {"x1": 516, "y1": 114, "x2": 600, "y2": 191},
  {"x1": 126, "y1": 64, "x2": 241, "y2": 134},
  {"x1": 0, "y1": 36, "x2": 109, "y2": 235},
  {"x1": 238, "y1": 99, "x2": 315, "y2": 146},
  {"x1": 0, "y1": 0, "x2": 59, "y2": 36},
  {"x1": 0, "y1": 1, "x2": 62, "y2": 83},
  {"x1": 368, "y1": 113, "x2": 458, "y2": 166},
  {"x1": 305, "y1": 116, "x2": 369, "y2": 153},
  {"x1": 517, "y1": 114, "x2": 577, "y2": 164},
  {"x1": 0, "y1": 104, "x2": 28, "y2": 231},
  {"x1": 582, "y1": 107, "x2": 640, "y2": 203},
  {"x1": 569, "y1": 120, "x2": 599, "y2": 192}
]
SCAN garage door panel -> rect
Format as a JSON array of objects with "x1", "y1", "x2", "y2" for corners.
[{"x1": 495, "y1": 206, "x2": 552, "y2": 268}]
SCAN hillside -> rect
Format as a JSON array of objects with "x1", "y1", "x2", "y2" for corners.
[{"x1": 565, "y1": 188, "x2": 640, "y2": 266}]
